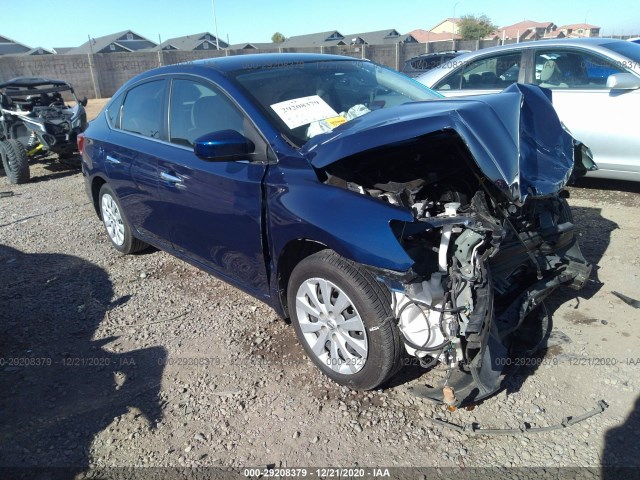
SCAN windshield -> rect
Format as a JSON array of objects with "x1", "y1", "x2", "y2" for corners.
[
  {"x1": 603, "y1": 41, "x2": 640, "y2": 64},
  {"x1": 231, "y1": 59, "x2": 441, "y2": 146}
]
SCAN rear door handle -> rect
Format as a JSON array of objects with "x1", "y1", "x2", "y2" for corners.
[
  {"x1": 160, "y1": 171, "x2": 182, "y2": 184},
  {"x1": 105, "y1": 155, "x2": 121, "y2": 164}
]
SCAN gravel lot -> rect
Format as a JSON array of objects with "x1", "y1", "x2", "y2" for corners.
[{"x1": 0, "y1": 99, "x2": 638, "y2": 477}]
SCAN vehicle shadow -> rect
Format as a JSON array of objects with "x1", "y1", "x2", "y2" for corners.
[
  {"x1": 573, "y1": 177, "x2": 640, "y2": 194},
  {"x1": 503, "y1": 205, "x2": 616, "y2": 395},
  {"x1": 602, "y1": 395, "x2": 640, "y2": 477},
  {"x1": 0, "y1": 244, "x2": 167, "y2": 477},
  {"x1": 28, "y1": 155, "x2": 81, "y2": 184}
]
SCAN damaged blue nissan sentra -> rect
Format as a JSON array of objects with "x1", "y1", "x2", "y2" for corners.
[{"x1": 80, "y1": 54, "x2": 596, "y2": 406}]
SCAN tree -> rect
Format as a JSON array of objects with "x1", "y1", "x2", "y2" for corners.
[
  {"x1": 271, "y1": 32, "x2": 286, "y2": 44},
  {"x1": 457, "y1": 15, "x2": 497, "y2": 40}
]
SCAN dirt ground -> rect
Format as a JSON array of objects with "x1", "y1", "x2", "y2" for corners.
[{"x1": 0, "y1": 98, "x2": 638, "y2": 477}]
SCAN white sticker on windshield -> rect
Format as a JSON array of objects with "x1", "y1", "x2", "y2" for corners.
[{"x1": 270, "y1": 95, "x2": 339, "y2": 129}]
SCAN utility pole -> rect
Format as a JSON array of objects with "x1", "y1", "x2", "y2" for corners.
[
  {"x1": 212, "y1": 0, "x2": 220, "y2": 49},
  {"x1": 452, "y1": 1, "x2": 461, "y2": 41}
]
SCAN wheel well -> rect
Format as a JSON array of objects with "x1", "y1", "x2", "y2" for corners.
[
  {"x1": 276, "y1": 239, "x2": 327, "y2": 319},
  {"x1": 91, "y1": 176, "x2": 106, "y2": 218}
]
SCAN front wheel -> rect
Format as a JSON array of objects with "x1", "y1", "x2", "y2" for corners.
[
  {"x1": 287, "y1": 250, "x2": 402, "y2": 390},
  {"x1": 98, "y1": 184, "x2": 148, "y2": 254},
  {"x1": 1, "y1": 140, "x2": 30, "y2": 184}
]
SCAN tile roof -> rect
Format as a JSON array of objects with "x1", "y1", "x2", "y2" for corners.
[
  {"x1": 559, "y1": 23, "x2": 600, "y2": 29},
  {"x1": 502, "y1": 20, "x2": 554, "y2": 30},
  {"x1": 408, "y1": 30, "x2": 462, "y2": 42}
]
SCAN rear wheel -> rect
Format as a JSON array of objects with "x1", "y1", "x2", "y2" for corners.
[
  {"x1": 98, "y1": 183, "x2": 148, "y2": 254},
  {"x1": 1, "y1": 140, "x2": 30, "y2": 184},
  {"x1": 287, "y1": 250, "x2": 402, "y2": 390}
]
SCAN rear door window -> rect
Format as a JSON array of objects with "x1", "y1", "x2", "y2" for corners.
[
  {"x1": 106, "y1": 92, "x2": 124, "y2": 128},
  {"x1": 434, "y1": 52, "x2": 521, "y2": 90},
  {"x1": 461, "y1": 53, "x2": 521, "y2": 89}
]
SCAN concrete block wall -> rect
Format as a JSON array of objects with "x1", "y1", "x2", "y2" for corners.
[{"x1": 0, "y1": 39, "x2": 506, "y2": 99}]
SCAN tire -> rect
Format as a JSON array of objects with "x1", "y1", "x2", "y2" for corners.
[
  {"x1": 0, "y1": 143, "x2": 5, "y2": 177},
  {"x1": 1, "y1": 140, "x2": 30, "y2": 184},
  {"x1": 287, "y1": 250, "x2": 402, "y2": 390},
  {"x1": 559, "y1": 197, "x2": 574, "y2": 223},
  {"x1": 98, "y1": 183, "x2": 148, "y2": 254}
]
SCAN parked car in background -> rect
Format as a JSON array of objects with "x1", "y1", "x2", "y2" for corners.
[
  {"x1": 81, "y1": 54, "x2": 593, "y2": 405},
  {"x1": 627, "y1": 37, "x2": 640, "y2": 44},
  {"x1": 401, "y1": 51, "x2": 469, "y2": 78},
  {"x1": 0, "y1": 77, "x2": 87, "y2": 184},
  {"x1": 417, "y1": 38, "x2": 640, "y2": 182}
]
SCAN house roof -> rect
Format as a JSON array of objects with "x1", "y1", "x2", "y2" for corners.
[
  {"x1": 280, "y1": 31, "x2": 347, "y2": 47},
  {"x1": 428, "y1": 18, "x2": 460, "y2": 31},
  {"x1": 488, "y1": 27, "x2": 532, "y2": 40},
  {"x1": 280, "y1": 29, "x2": 417, "y2": 47},
  {"x1": 65, "y1": 30, "x2": 157, "y2": 54},
  {"x1": 23, "y1": 47, "x2": 54, "y2": 55},
  {"x1": 155, "y1": 32, "x2": 228, "y2": 50},
  {"x1": 559, "y1": 23, "x2": 600, "y2": 30},
  {"x1": 488, "y1": 20, "x2": 557, "y2": 41},
  {"x1": 502, "y1": 20, "x2": 554, "y2": 30},
  {"x1": 408, "y1": 29, "x2": 462, "y2": 42},
  {"x1": 543, "y1": 30, "x2": 565, "y2": 39},
  {"x1": 228, "y1": 42, "x2": 277, "y2": 50},
  {"x1": 0, "y1": 43, "x2": 31, "y2": 55},
  {"x1": 53, "y1": 47, "x2": 73, "y2": 54},
  {"x1": 343, "y1": 29, "x2": 415, "y2": 44},
  {"x1": 0, "y1": 35, "x2": 31, "y2": 55}
]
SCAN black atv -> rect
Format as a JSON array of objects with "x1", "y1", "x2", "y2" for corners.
[{"x1": 0, "y1": 77, "x2": 88, "y2": 184}]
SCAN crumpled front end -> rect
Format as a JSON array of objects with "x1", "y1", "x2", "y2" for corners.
[
  {"x1": 309, "y1": 84, "x2": 594, "y2": 405},
  {"x1": 381, "y1": 191, "x2": 591, "y2": 406}
]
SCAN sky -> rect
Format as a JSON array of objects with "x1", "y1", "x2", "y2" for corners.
[{"x1": 2, "y1": 0, "x2": 639, "y2": 49}]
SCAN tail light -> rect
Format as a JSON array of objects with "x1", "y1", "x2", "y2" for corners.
[{"x1": 77, "y1": 133, "x2": 85, "y2": 156}]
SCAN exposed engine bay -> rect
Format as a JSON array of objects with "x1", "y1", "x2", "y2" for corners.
[{"x1": 319, "y1": 130, "x2": 592, "y2": 405}]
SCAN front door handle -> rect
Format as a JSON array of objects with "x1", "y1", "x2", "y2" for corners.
[{"x1": 160, "y1": 171, "x2": 182, "y2": 184}]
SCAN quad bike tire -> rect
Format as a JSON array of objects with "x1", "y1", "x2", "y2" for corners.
[{"x1": 1, "y1": 140, "x2": 30, "y2": 184}]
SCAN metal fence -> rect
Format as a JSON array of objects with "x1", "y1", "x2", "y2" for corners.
[{"x1": 0, "y1": 39, "x2": 513, "y2": 99}]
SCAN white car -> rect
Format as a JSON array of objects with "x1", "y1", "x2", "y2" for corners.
[{"x1": 417, "y1": 38, "x2": 640, "y2": 181}]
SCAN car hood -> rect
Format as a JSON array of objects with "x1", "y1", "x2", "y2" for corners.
[{"x1": 302, "y1": 83, "x2": 576, "y2": 204}]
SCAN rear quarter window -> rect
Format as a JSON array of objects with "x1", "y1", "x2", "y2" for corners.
[
  {"x1": 105, "y1": 92, "x2": 124, "y2": 128},
  {"x1": 120, "y1": 80, "x2": 166, "y2": 139}
]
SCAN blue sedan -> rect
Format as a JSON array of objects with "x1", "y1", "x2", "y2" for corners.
[{"x1": 81, "y1": 54, "x2": 592, "y2": 404}]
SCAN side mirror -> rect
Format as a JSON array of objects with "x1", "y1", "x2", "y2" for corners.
[
  {"x1": 80, "y1": 96, "x2": 88, "y2": 107},
  {"x1": 193, "y1": 130, "x2": 255, "y2": 160},
  {"x1": 606, "y1": 73, "x2": 640, "y2": 90}
]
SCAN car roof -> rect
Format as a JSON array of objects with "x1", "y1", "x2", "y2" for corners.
[
  {"x1": 180, "y1": 53, "x2": 365, "y2": 73},
  {"x1": 417, "y1": 37, "x2": 639, "y2": 83},
  {"x1": 452, "y1": 37, "x2": 626, "y2": 56},
  {"x1": 124, "y1": 53, "x2": 372, "y2": 86}
]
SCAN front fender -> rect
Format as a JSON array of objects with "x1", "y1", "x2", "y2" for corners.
[{"x1": 266, "y1": 160, "x2": 415, "y2": 273}]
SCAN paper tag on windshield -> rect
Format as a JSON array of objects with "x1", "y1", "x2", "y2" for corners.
[{"x1": 271, "y1": 95, "x2": 339, "y2": 129}]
